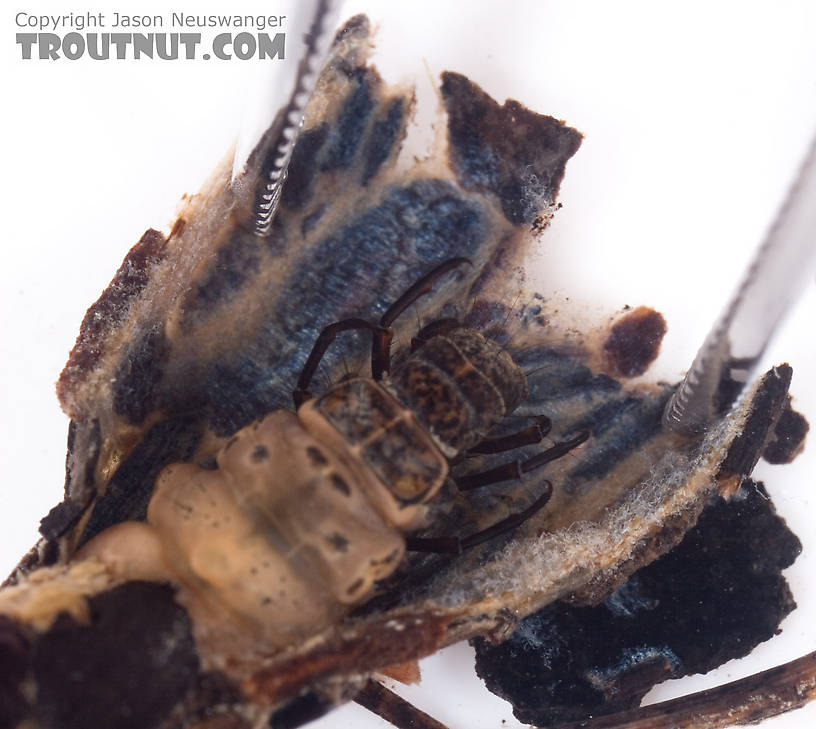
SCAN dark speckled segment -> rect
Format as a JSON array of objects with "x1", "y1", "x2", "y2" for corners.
[
  {"x1": 390, "y1": 329, "x2": 526, "y2": 452},
  {"x1": 322, "y1": 68, "x2": 375, "y2": 171},
  {"x1": 412, "y1": 335, "x2": 504, "y2": 440},
  {"x1": 362, "y1": 98, "x2": 405, "y2": 185},
  {"x1": 316, "y1": 379, "x2": 445, "y2": 504},
  {"x1": 447, "y1": 329, "x2": 527, "y2": 413},
  {"x1": 390, "y1": 359, "x2": 470, "y2": 451},
  {"x1": 441, "y1": 72, "x2": 582, "y2": 225},
  {"x1": 181, "y1": 229, "x2": 261, "y2": 328}
]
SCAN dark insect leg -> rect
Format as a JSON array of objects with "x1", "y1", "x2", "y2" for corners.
[
  {"x1": 405, "y1": 481, "x2": 552, "y2": 554},
  {"x1": 296, "y1": 259, "x2": 472, "y2": 405},
  {"x1": 293, "y1": 318, "x2": 387, "y2": 407},
  {"x1": 372, "y1": 257, "x2": 471, "y2": 379},
  {"x1": 410, "y1": 317, "x2": 462, "y2": 352},
  {"x1": 467, "y1": 416, "x2": 552, "y2": 455},
  {"x1": 379, "y1": 258, "x2": 472, "y2": 328},
  {"x1": 354, "y1": 679, "x2": 449, "y2": 729},
  {"x1": 456, "y1": 430, "x2": 589, "y2": 491}
]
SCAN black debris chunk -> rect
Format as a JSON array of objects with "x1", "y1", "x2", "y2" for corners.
[
  {"x1": 32, "y1": 582, "x2": 199, "y2": 729},
  {"x1": 763, "y1": 397, "x2": 809, "y2": 464},
  {"x1": 269, "y1": 691, "x2": 334, "y2": 729},
  {"x1": 0, "y1": 615, "x2": 30, "y2": 729},
  {"x1": 473, "y1": 480, "x2": 801, "y2": 725},
  {"x1": 39, "y1": 499, "x2": 86, "y2": 542}
]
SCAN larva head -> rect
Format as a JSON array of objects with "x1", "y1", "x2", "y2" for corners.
[{"x1": 388, "y1": 328, "x2": 527, "y2": 454}]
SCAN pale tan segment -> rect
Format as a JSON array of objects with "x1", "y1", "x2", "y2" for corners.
[
  {"x1": 148, "y1": 409, "x2": 407, "y2": 627},
  {"x1": 148, "y1": 458, "x2": 340, "y2": 646}
]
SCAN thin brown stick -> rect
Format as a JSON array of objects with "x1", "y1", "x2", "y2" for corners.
[
  {"x1": 357, "y1": 652, "x2": 816, "y2": 729},
  {"x1": 556, "y1": 651, "x2": 816, "y2": 729},
  {"x1": 355, "y1": 679, "x2": 450, "y2": 729}
]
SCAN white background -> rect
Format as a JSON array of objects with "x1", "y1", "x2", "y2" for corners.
[{"x1": 2, "y1": 2, "x2": 815, "y2": 728}]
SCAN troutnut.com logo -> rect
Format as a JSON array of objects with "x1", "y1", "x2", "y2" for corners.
[{"x1": 15, "y1": 11, "x2": 287, "y2": 60}]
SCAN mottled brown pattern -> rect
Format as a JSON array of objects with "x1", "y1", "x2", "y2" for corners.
[
  {"x1": 35, "y1": 15, "x2": 584, "y2": 578},
  {"x1": 389, "y1": 330, "x2": 524, "y2": 453},
  {"x1": 390, "y1": 360, "x2": 468, "y2": 450}
]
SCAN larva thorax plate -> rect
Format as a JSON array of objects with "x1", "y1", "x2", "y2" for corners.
[{"x1": 300, "y1": 378, "x2": 448, "y2": 530}]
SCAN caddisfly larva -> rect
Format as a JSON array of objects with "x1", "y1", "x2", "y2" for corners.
[{"x1": 80, "y1": 259, "x2": 587, "y2": 651}]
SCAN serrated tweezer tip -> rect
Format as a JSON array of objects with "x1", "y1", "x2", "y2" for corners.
[{"x1": 663, "y1": 131, "x2": 816, "y2": 434}]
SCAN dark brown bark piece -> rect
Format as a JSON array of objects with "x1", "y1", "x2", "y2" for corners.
[
  {"x1": 441, "y1": 71, "x2": 583, "y2": 225},
  {"x1": 602, "y1": 307, "x2": 667, "y2": 378},
  {"x1": 717, "y1": 364, "x2": 793, "y2": 482}
]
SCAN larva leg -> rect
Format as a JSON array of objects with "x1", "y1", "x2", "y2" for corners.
[
  {"x1": 455, "y1": 430, "x2": 589, "y2": 491},
  {"x1": 372, "y1": 257, "x2": 471, "y2": 379},
  {"x1": 409, "y1": 318, "x2": 462, "y2": 352},
  {"x1": 294, "y1": 259, "x2": 471, "y2": 404},
  {"x1": 293, "y1": 319, "x2": 387, "y2": 406},
  {"x1": 465, "y1": 415, "x2": 552, "y2": 455},
  {"x1": 405, "y1": 482, "x2": 553, "y2": 554}
]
